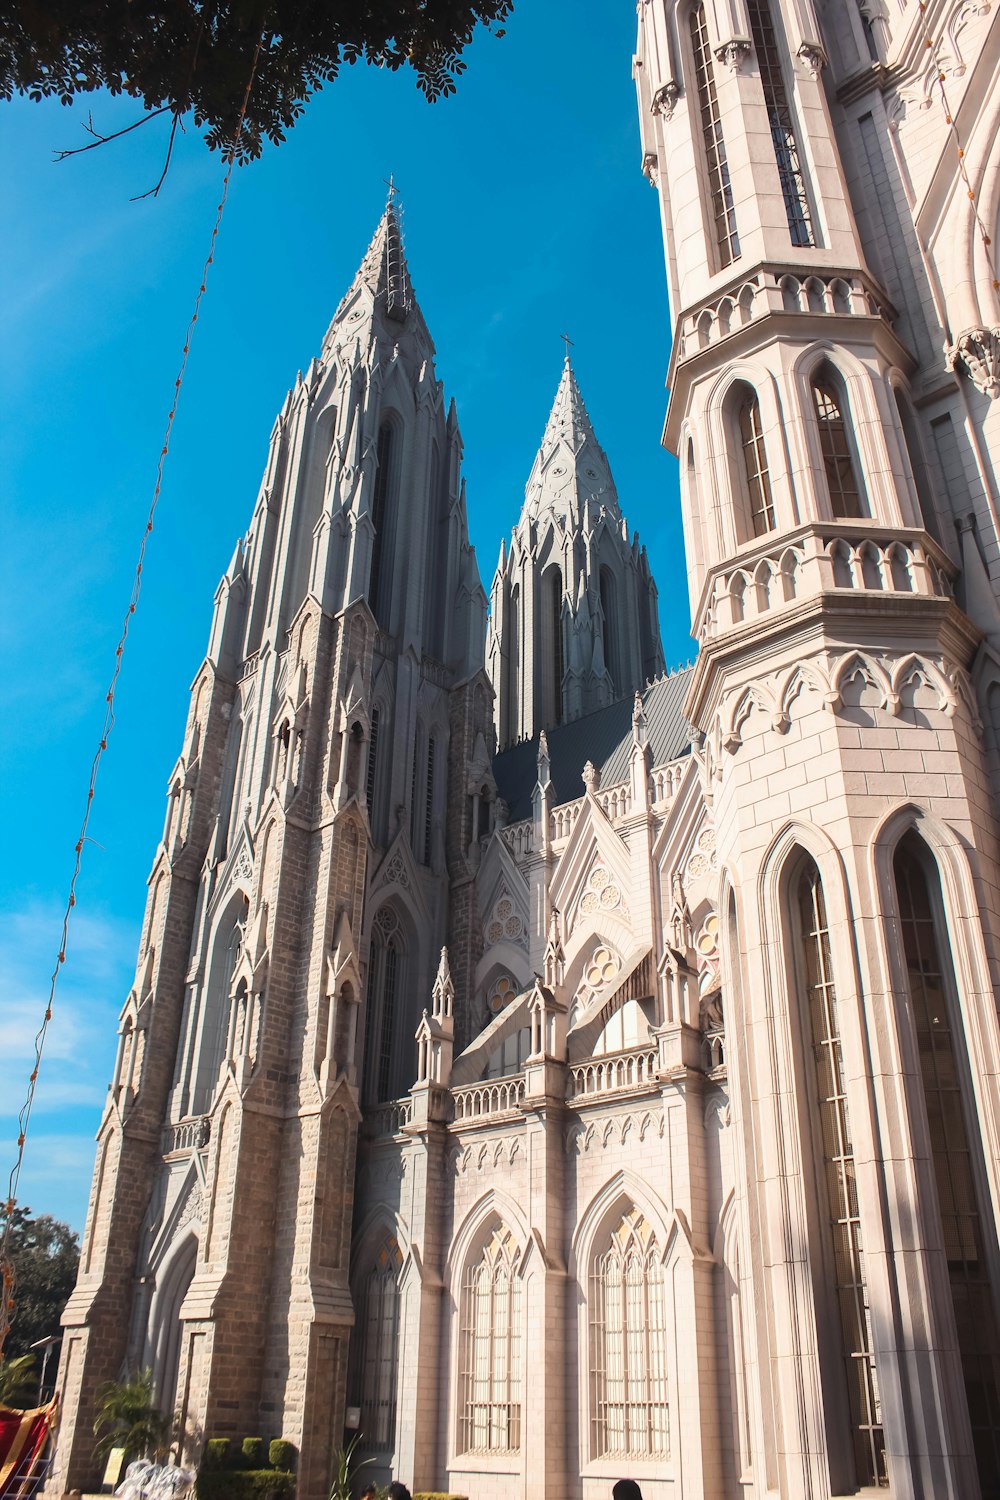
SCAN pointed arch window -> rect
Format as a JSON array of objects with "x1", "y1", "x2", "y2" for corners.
[
  {"x1": 190, "y1": 903, "x2": 247, "y2": 1114},
  {"x1": 366, "y1": 706, "x2": 380, "y2": 814},
  {"x1": 795, "y1": 858, "x2": 885, "y2": 1487},
  {"x1": 459, "y1": 1223, "x2": 523, "y2": 1453},
  {"x1": 369, "y1": 423, "x2": 394, "y2": 627},
  {"x1": 690, "y1": 3, "x2": 740, "y2": 267},
  {"x1": 352, "y1": 1233, "x2": 403, "y2": 1452},
  {"x1": 423, "y1": 735, "x2": 436, "y2": 867},
  {"x1": 364, "y1": 907, "x2": 406, "y2": 1103},
  {"x1": 504, "y1": 584, "x2": 520, "y2": 747},
  {"x1": 735, "y1": 388, "x2": 776, "y2": 537},
  {"x1": 894, "y1": 835, "x2": 1000, "y2": 1493},
  {"x1": 599, "y1": 566, "x2": 620, "y2": 696},
  {"x1": 541, "y1": 566, "x2": 564, "y2": 730},
  {"x1": 589, "y1": 1206, "x2": 669, "y2": 1459},
  {"x1": 746, "y1": 0, "x2": 815, "y2": 247},
  {"x1": 812, "y1": 371, "x2": 865, "y2": 518}
]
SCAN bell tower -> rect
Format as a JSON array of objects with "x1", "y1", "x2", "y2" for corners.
[
  {"x1": 50, "y1": 198, "x2": 492, "y2": 1500},
  {"x1": 637, "y1": 2, "x2": 1000, "y2": 1497}
]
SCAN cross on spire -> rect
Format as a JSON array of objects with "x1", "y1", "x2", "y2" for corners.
[{"x1": 560, "y1": 332, "x2": 575, "y2": 363}]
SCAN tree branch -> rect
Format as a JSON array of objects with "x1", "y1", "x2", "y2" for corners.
[
  {"x1": 53, "y1": 107, "x2": 172, "y2": 162},
  {"x1": 131, "y1": 112, "x2": 183, "y2": 200}
]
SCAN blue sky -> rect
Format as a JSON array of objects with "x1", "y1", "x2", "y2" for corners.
[{"x1": 1, "y1": 1, "x2": 689, "y2": 1233}]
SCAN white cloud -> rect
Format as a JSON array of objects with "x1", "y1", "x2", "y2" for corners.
[
  {"x1": 0, "y1": 900, "x2": 133, "y2": 1118},
  {"x1": 0, "y1": 901, "x2": 136, "y2": 1229}
]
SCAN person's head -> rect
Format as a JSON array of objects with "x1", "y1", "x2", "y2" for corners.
[
  {"x1": 387, "y1": 1485, "x2": 412, "y2": 1500},
  {"x1": 612, "y1": 1482, "x2": 643, "y2": 1500},
  {"x1": 358, "y1": 1489, "x2": 378, "y2": 1500}
]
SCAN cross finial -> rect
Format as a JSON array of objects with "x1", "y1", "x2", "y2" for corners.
[
  {"x1": 560, "y1": 332, "x2": 574, "y2": 363},
  {"x1": 382, "y1": 173, "x2": 399, "y2": 206}
]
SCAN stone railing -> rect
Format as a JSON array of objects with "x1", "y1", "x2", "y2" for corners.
[
  {"x1": 550, "y1": 800, "x2": 582, "y2": 843},
  {"x1": 366, "y1": 1097, "x2": 413, "y2": 1138},
  {"x1": 597, "y1": 779, "x2": 631, "y2": 821},
  {"x1": 161, "y1": 1116, "x2": 210, "y2": 1156},
  {"x1": 650, "y1": 761, "x2": 686, "y2": 804},
  {"x1": 452, "y1": 1076, "x2": 526, "y2": 1122},
  {"x1": 696, "y1": 522, "x2": 955, "y2": 642},
  {"x1": 567, "y1": 1046, "x2": 660, "y2": 1101},
  {"x1": 500, "y1": 819, "x2": 533, "y2": 860},
  {"x1": 674, "y1": 264, "x2": 893, "y2": 362}
]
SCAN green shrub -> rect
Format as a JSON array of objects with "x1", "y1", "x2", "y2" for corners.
[
  {"x1": 241, "y1": 1438, "x2": 267, "y2": 1470},
  {"x1": 267, "y1": 1440, "x2": 296, "y2": 1472},
  {"x1": 203, "y1": 1440, "x2": 233, "y2": 1471},
  {"x1": 196, "y1": 1470, "x2": 296, "y2": 1500}
]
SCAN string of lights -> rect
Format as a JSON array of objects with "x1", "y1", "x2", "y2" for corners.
[
  {"x1": 916, "y1": 0, "x2": 999, "y2": 296},
  {"x1": 0, "y1": 35, "x2": 266, "y2": 1360}
]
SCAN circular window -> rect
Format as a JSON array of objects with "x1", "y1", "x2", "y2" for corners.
[{"x1": 488, "y1": 975, "x2": 518, "y2": 1014}]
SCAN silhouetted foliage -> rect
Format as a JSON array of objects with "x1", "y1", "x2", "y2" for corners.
[
  {"x1": 0, "y1": 1, "x2": 513, "y2": 164},
  {"x1": 0, "y1": 1206, "x2": 79, "y2": 1360}
]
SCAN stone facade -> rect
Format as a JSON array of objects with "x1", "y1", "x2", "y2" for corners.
[{"x1": 50, "y1": 2, "x2": 1000, "y2": 1498}]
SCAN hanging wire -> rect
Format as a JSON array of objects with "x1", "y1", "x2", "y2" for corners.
[{"x1": 0, "y1": 32, "x2": 267, "y2": 1360}]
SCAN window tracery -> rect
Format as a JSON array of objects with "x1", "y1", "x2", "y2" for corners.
[
  {"x1": 459, "y1": 1223, "x2": 523, "y2": 1454},
  {"x1": 589, "y1": 1206, "x2": 669, "y2": 1459}
]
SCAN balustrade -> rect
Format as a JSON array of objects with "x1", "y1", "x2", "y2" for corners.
[
  {"x1": 567, "y1": 1046, "x2": 659, "y2": 1101},
  {"x1": 697, "y1": 523, "x2": 955, "y2": 642},
  {"x1": 452, "y1": 1076, "x2": 525, "y2": 1121}
]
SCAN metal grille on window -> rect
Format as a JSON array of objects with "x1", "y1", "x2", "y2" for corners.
[
  {"x1": 798, "y1": 861, "x2": 886, "y2": 1487},
  {"x1": 812, "y1": 378, "x2": 864, "y2": 518},
  {"x1": 459, "y1": 1224, "x2": 522, "y2": 1454},
  {"x1": 424, "y1": 736, "x2": 436, "y2": 866},
  {"x1": 746, "y1": 0, "x2": 815, "y2": 247},
  {"x1": 690, "y1": 3, "x2": 740, "y2": 267},
  {"x1": 366, "y1": 706, "x2": 380, "y2": 811},
  {"x1": 589, "y1": 1207, "x2": 669, "y2": 1459},
  {"x1": 354, "y1": 1234, "x2": 402, "y2": 1451},
  {"x1": 370, "y1": 425, "x2": 393, "y2": 623},
  {"x1": 737, "y1": 391, "x2": 776, "y2": 535},
  {"x1": 895, "y1": 837, "x2": 1000, "y2": 1495}
]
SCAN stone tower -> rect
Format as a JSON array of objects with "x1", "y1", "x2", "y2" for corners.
[
  {"x1": 636, "y1": 1, "x2": 1000, "y2": 1497},
  {"x1": 50, "y1": 200, "x2": 492, "y2": 1500},
  {"x1": 487, "y1": 357, "x2": 664, "y2": 748}
]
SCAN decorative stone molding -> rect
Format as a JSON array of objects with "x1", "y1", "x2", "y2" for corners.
[
  {"x1": 711, "y1": 646, "x2": 983, "y2": 757},
  {"x1": 714, "y1": 38, "x2": 751, "y2": 73},
  {"x1": 651, "y1": 80, "x2": 680, "y2": 119},
  {"x1": 641, "y1": 151, "x2": 659, "y2": 188},
  {"x1": 946, "y1": 326, "x2": 1000, "y2": 398},
  {"x1": 796, "y1": 42, "x2": 827, "y2": 77}
]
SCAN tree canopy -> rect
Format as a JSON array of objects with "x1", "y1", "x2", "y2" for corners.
[
  {"x1": 0, "y1": 1, "x2": 512, "y2": 161},
  {"x1": 0, "y1": 1206, "x2": 79, "y2": 1360}
]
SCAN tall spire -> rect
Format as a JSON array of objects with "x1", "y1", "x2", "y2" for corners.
[
  {"x1": 356, "y1": 193, "x2": 414, "y2": 320},
  {"x1": 328, "y1": 191, "x2": 416, "y2": 335},
  {"x1": 521, "y1": 357, "x2": 620, "y2": 524}
]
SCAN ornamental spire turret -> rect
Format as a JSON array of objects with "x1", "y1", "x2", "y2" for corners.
[
  {"x1": 487, "y1": 358, "x2": 663, "y2": 749},
  {"x1": 521, "y1": 356, "x2": 621, "y2": 527}
]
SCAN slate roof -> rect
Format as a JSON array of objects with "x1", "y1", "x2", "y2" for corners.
[{"x1": 493, "y1": 666, "x2": 694, "y2": 823}]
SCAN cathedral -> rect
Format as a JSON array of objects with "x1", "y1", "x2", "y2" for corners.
[{"x1": 49, "y1": 1, "x2": 1000, "y2": 1497}]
